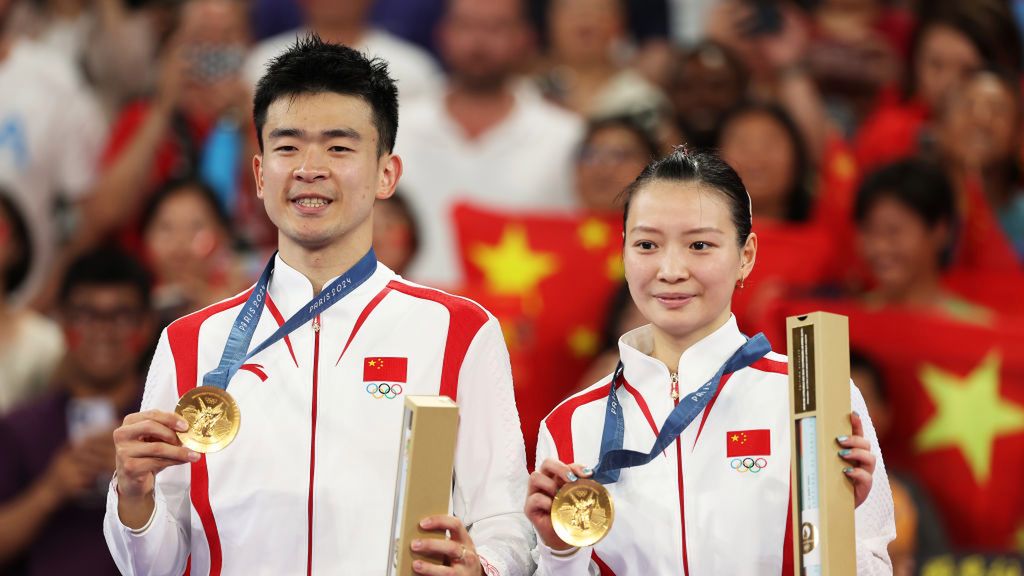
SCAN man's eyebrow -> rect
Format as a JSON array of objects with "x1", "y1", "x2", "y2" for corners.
[
  {"x1": 268, "y1": 128, "x2": 304, "y2": 140},
  {"x1": 322, "y1": 128, "x2": 361, "y2": 140}
]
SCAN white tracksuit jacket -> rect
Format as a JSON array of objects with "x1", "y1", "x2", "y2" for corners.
[
  {"x1": 103, "y1": 256, "x2": 533, "y2": 575},
  {"x1": 533, "y1": 317, "x2": 896, "y2": 575}
]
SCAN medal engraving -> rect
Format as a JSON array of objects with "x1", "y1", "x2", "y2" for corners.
[
  {"x1": 175, "y1": 387, "x2": 240, "y2": 453},
  {"x1": 551, "y1": 479, "x2": 614, "y2": 547}
]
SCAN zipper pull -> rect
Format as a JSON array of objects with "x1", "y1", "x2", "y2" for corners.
[
  {"x1": 312, "y1": 318, "x2": 321, "y2": 333},
  {"x1": 670, "y1": 372, "x2": 679, "y2": 400}
]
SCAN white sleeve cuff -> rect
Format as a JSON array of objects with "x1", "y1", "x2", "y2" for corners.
[
  {"x1": 109, "y1": 478, "x2": 163, "y2": 537},
  {"x1": 535, "y1": 538, "x2": 593, "y2": 573}
]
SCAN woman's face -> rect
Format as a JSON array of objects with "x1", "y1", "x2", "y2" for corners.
[
  {"x1": 144, "y1": 189, "x2": 225, "y2": 277},
  {"x1": 719, "y1": 112, "x2": 797, "y2": 220},
  {"x1": 858, "y1": 195, "x2": 945, "y2": 295},
  {"x1": 915, "y1": 24, "x2": 983, "y2": 110},
  {"x1": 939, "y1": 73, "x2": 1019, "y2": 170},
  {"x1": 624, "y1": 180, "x2": 754, "y2": 345},
  {"x1": 576, "y1": 125, "x2": 652, "y2": 212}
]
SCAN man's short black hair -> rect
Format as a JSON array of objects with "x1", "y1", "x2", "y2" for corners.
[
  {"x1": 253, "y1": 34, "x2": 399, "y2": 156},
  {"x1": 59, "y1": 246, "x2": 152, "y2": 310}
]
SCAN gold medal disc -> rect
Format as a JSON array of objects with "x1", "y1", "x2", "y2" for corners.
[
  {"x1": 175, "y1": 386, "x2": 240, "y2": 453},
  {"x1": 551, "y1": 478, "x2": 615, "y2": 547}
]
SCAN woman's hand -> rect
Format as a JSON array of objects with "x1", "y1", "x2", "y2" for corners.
[
  {"x1": 837, "y1": 411, "x2": 875, "y2": 508},
  {"x1": 525, "y1": 459, "x2": 590, "y2": 550}
]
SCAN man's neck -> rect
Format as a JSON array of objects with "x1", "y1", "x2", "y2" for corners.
[
  {"x1": 278, "y1": 235, "x2": 373, "y2": 294},
  {"x1": 67, "y1": 373, "x2": 140, "y2": 411},
  {"x1": 313, "y1": 21, "x2": 366, "y2": 48},
  {"x1": 445, "y1": 82, "x2": 516, "y2": 140}
]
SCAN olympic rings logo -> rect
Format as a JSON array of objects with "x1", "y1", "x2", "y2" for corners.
[
  {"x1": 366, "y1": 382, "x2": 403, "y2": 399},
  {"x1": 730, "y1": 457, "x2": 768, "y2": 473}
]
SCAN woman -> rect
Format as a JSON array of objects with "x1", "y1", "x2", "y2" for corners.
[
  {"x1": 575, "y1": 116, "x2": 661, "y2": 214},
  {"x1": 525, "y1": 149, "x2": 895, "y2": 573}
]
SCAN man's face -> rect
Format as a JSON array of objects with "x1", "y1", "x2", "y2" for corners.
[
  {"x1": 61, "y1": 285, "x2": 151, "y2": 388},
  {"x1": 254, "y1": 92, "x2": 400, "y2": 256},
  {"x1": 439, "y1": 0, "x2": 530, "y2": 91}
]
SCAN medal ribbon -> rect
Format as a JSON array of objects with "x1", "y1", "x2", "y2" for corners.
[
  {"x1": 591, "y1": 333, "x2": 771, "y2": 484},
  {"x1": 202, "y1": 249, "x2": 378, "y2": 390}
]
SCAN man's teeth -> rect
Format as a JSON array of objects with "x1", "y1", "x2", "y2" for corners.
[{"x1": 295, "y1": 198, "x2": 330, "y2": 208}]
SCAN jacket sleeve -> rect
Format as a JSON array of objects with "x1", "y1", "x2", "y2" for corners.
[
  {"x1": 531, "y1": 421, "x2": 598, "y2": 576},
  {"x1": 851, "y1": 382, "x2": 897, "y2": 575},
  {"x1": 452, "y1": 316, "x2": 535, "y2": 576},
  {"x1": 103, "y1": 330, "x2": 192, "y2": 576}
]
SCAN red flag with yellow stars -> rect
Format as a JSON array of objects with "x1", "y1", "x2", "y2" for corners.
[
  {"x1": 726, "y1": 429, "x2": 771, "y2": 457},
  {"x1": 363, "y1": 357, "x2": 408, "y2": 383},
  {"x1": 767, "y1": 298, "x2": 1024, "y2": 551},
  {"x1": 452, "y1": 202, "x2": 623, "y2": 465}
]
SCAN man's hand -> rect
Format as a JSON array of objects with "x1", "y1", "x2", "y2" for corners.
[
  {"x1": 411, "y1": 515, "x2": 483, "y2": 576},
  {"x1": 112, "y1": 410, "x2": 199, "y2": 528}
]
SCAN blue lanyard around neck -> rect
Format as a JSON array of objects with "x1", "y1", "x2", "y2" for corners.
[
  {"x1": 202, "y1": 249, "x2": 378, "y2": 390},
  {"x1": 590, "y1": 333, "x2": 771, "y2": 484}
]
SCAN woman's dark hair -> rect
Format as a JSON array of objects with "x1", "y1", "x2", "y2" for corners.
[
  {"x1": 580, "y1": 115, "x2": 661, "y2": 162},
  {"x1": 906, "y1": 0, "x2": 1023, "y2": 100},
  {"x1": 621, "y1": 148, "x2": 752, "y2": 246},
  {"x1": 253, "y1": 34, "x2": 399, "y2": 156},
  {"x1": 715, "y1": 101, "x2": 813, "y2": 222},
  {"x1": 140, "y1": 177, "x2": 232, "y2": 237},
  {"x1": 0, "y1": 191, "x2": 32, "y2": 295},
  {"x1": 854, "y1": 159, "x2": 957, "y2": 266}
]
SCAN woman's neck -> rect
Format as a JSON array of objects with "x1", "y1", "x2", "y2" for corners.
[
  {"x1": 874, "y1": 271, "x2": 944, "y2": 308},
  {"x1": 648, "y1": 313, "x2": 731, "y2": 374}
]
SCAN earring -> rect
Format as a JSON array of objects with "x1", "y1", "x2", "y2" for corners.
[{"x1": 737, "y1": 277, "x2": 745, "y2": 289}]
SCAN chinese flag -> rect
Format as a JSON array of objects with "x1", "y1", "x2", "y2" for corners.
[
  {"x1": 453, "y1": 202, "x2": 624, "y2": 467},
  {"x1": 726, "y1": 429, "x2": 771, "y2": 457},
  {"x1": 363, "y1": 357, "x2": 408, "y2": 382},
  {"x1": 766, "y1": 298, "x2": 1024, "y2": 551}
]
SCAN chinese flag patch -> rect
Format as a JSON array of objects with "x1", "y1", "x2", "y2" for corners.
[
  {"x1": 726, "y1": 429, "x2": 771, "y2": 457},
  {"x1": 363, "y1": 357, "x2": 408, "y2": 383}
]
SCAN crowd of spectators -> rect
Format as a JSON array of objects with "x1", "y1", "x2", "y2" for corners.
[{"x1": 2, "y1": 0, "x2": 1023, "y2": 574}]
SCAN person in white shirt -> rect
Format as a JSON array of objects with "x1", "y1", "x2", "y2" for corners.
[
  {"x1": 396, "y1": 0, "x2": 583, "y2": 287},
  {"x1": 104, "y1": 36, "x2": 533, "y2": 576},
  {"x1": 243, "y1": 0, "x2": 441, "y2": 101},
  {"x1": 525, "y1": 149, "x2": 896, "y2": 574},
  {"x1": 0, "y1": 6, "x2": 106, "y2": 307}
]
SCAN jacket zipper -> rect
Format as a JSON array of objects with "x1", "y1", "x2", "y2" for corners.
[
  {"x1": 307, "y1": 314, "x2": 321, "y2": 576},
  {"x1": 673, "y1": 373, "x2": 689, "y2": 574}
]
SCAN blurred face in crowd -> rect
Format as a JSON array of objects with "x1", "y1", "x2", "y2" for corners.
[
  {"x1": 548, "y1": 0, "x2": 624, "y2": 66},
  {"x1": 624, "y1": 181, "x2": 754, "y2": 347},
  {"x1": 576, "y1": 124, "x2": 652, "y2": 212},
  {"x1": 439, "y1": 0, "x2": 531, "y2": 91},
  {"x1": 671, "y1": 48, "x2": 745, "y2": 141},
  {"x1": 254, "y1": 92, "x2": 400, "y2": 259},
  {"x1": 857, "y1": 195, "x2": 947, "y2": 297},
  {"x1": 0, "y1": 203, "x2": 12, "y2": 282},
  {"x1": 61, "y1": 285, "x2": 151, "y2": 389},
  {"x1": 915, "y1": 24, "x2": 982, "y2": 110},
  {"x1": 144, "y1": 186, "x2": 227, "y2": 280},
  {"x1": 372, "y1": 198, "x2": 415, "y2": 275},
  {"x1": 718, "y1": 111, "x2": 797, "y2": 220},
  {"x1": 177, "y1": 0, "x2": 249, "y2": 119},
  {"x1": 939, "y1": 73, "x2": 1020, "y2": 171},
  {"x1": 302, "y1": 0, "x2": 373, "y2": 28}
]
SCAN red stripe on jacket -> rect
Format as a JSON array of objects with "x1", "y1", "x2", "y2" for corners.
[
  {"x1": 386, "y1": 281, "x2": 488, "y2": 400},
  {"x1": 167, "y1": 290, "x2": 252, "y2": 576}
]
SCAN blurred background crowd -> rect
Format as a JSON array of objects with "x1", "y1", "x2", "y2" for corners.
[{"x1": 1, "y1": 0, "x2": 1023, "y2": 574}]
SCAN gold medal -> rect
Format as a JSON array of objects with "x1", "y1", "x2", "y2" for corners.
[
  {"x1": 550, "y1": 478, "x2": 615, "y2": 547},
  {"x1": 175, "y1": 386, "x2": 240, "y2": 453}
]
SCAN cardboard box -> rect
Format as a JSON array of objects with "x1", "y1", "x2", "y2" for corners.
[
  {"x1": 387, "y1": 396, "x2": 460, "y2": 576},
  {"x1": 787, "y1": 312, "x2": 855, "y2": 576}
]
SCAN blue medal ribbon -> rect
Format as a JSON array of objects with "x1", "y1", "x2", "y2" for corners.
[
  {"x1": 591, "y1": 332, "x2": 771, "y2": 484},
  {"x1": 202, "y1": 249, "x2": 378, "y2": 390}
]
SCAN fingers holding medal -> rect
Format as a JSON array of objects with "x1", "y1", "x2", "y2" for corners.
[
  {"x1": 175, "y1": 386, "x2": 240, "y2": 453},
  {"x1": 526, "y1": 459, "x2": 613, "y2": 550}
]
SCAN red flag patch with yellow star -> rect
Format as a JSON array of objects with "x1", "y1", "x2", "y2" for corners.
[
  {"x1": 363, "y1": 357, "x2": 408, "y2": 383},
  {"x1": 727, "y1": 429, "x2": 771, "y2": 457}
]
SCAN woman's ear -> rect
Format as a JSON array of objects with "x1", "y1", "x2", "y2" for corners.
[{"x1": 740, "y1": 232, "x2": 758, "y2": 282}]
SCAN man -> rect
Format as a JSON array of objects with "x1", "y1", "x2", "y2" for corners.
[
  {"x1": 0, "y1": 247, "x2": 154, "y2": 575},
  {"x1": 0, "y1": 0, "x2": 107, "y2": 306},
  {"x1": 104, "y1": 37, "x2": 533, "y2": 575},
  {"x1": 244, "y1": 0, "x2": 441, "y2": 100},
  {"x1": 396, "y1": 0, "x2": 583, "y2": 286}
]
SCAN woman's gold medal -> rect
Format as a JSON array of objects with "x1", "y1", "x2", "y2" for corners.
[{"x1": 550, "y1": 478, "x2": 615, "y2": 547}]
